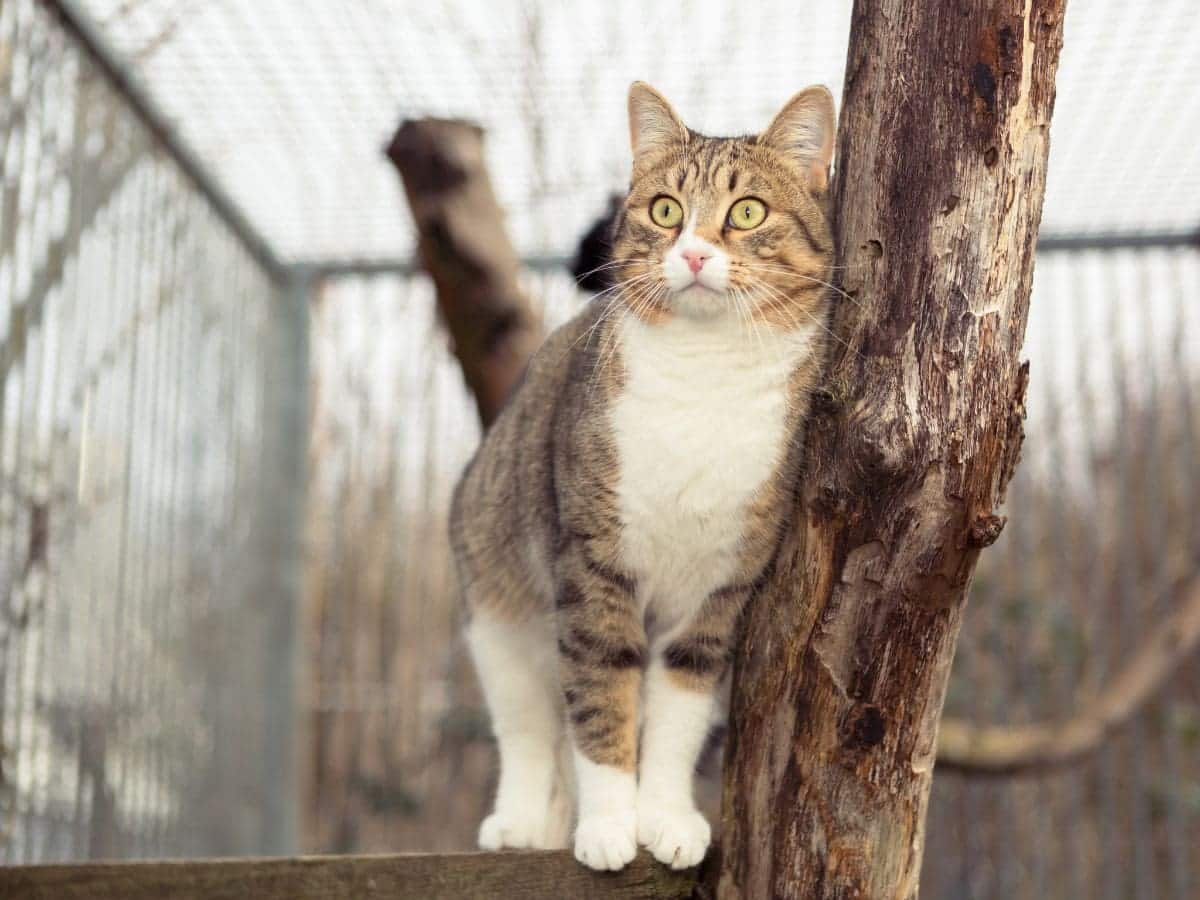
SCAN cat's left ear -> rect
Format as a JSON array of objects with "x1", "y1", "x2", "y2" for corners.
[{"x1": 760, "y1": 86, "x2": 836, "y2": 193}]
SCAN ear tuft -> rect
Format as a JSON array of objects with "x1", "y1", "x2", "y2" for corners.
[
  {"x1": 628, "y1": 82, "x2": 688, "y2": 161},
  {"x1": 761, "y1": 86, "x2": 836, "y2": 191}
]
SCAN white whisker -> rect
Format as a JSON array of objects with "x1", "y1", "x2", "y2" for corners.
[
  {"x1": 740, "y1": 262, "x2": 863, "y2": 311},
  {"x1": 573, "y1": 258, "x2": 636, "y2": 285},
  {"x1": 742, "y1": 274, "x2": 860, "y2": 357},
  {"x1": 588, "y1": 279, "x2": 666, "y2": 394},
  {"x1": 568, "y1": 272, "x2": 658, "y2": 354}
]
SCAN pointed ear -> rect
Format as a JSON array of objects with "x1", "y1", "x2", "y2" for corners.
[
  {"x1": 760, "y1": 86, "x2": 836, "y2": 192},
  {"x1": 628, "y1": 82, "x2": 688, "y2": 162}
]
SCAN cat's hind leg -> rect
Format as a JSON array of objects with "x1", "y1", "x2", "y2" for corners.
[{"x1": 467, "y1": 610, "x2": 572, "y2": 850}]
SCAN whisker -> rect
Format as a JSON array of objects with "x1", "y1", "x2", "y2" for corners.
[
  {"x1": 588, "y1": 280, "x2": 665, "y2": 393},
  {"x1": 728, "y1": 284, "x2": 752, "y2": 346},
  {"x1": 597, "y1": 283, "x2": 664, "y2": 385},
  {"x1": 739, "y1": 263, "x2": 864, "y2": 311},
  {"x1": 744, "y1": 275, "x2": 860, "y2": 358},
  {"x1": 735, "y1": 286, "x2": 769, "y2": 358},
  {"x1": 750, "y1": 260, "x2": 865, "y2": 272},
  {"x1": 568, "y1": 272, "x2": 658, "y2": 353},
  {"x1": 584, "y1": 270, "x2": 657, "y2": 304},
  {"x1": 573, "y1": 258, "x2": 636, "y2": 284}
]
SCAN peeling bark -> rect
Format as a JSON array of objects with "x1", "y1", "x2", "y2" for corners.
[{"x1": 718, "y1": 2, "x2": 1068, "y2": 897}]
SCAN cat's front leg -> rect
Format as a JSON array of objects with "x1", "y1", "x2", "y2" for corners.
[
  {"x1": 556, "y1": 541, "x2": 646, "y2": 871},
  {"x1": 637, "y1": 587, "x2": 745, "y2": 869}
]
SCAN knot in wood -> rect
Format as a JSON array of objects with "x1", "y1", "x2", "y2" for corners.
[
  {"x1": 811, "y1": 480, "x2": 849, "y2": 520},
  {"x1": 842, "y1": 704, "x2": 887, "y2": 753},
  {"x1": 968, "y1": 513, "x2": 1006, "y2": 547},
  {"x1": 811, "y1": 385, "x2": 842, "y2": 416},
  {"x1": 849, "y1": 416, "x2": 916, "y2": 492}
]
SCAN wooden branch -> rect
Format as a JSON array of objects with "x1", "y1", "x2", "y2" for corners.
[
  {"x1": 718, "y1": 2, "x2": 1068, "y2": 898},
  {"x1": 0, "y1": 850, "x2": 703, "y2": 900},
  {"x1": 386, "y1": 118, "x2": 543, "y2": 427},
  {"x1": 936, "y1": 574, "x2": 1200, "y2": 774}
]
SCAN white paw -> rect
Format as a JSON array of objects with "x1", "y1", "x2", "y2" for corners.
[
  {"x1": 573, "y1": 808, "x2": 638, "y2": 871},
  {"x1": 478, "y1": 803, "x2": 569, "y2": 850},
  {"x1": 636, "y1": 802, "x2": 710, "y2": 870}
]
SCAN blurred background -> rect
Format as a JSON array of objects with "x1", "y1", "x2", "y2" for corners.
[{"x1": 1, "y1": 1, "x2": 1198, "y2": 898}]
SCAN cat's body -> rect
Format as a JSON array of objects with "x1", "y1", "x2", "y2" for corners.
[{"x1": 451, "y1": 82, "x2": 837, "y2": 871}]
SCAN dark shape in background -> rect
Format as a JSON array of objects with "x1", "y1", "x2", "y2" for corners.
[{"x1": 571, "y1": 194, "x2": 623, "y2": 294}]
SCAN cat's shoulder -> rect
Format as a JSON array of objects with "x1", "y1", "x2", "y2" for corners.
[{"x1": 526, "y1": 297, "x2": 617, "y2": 378}]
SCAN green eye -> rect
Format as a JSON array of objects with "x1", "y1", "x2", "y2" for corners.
[
  {"x1": 650, "y1": 195, "x2": 684, "y2": 228},
  {"x1": 728, "y1": 197, "x2": 767, "y2": 230}
]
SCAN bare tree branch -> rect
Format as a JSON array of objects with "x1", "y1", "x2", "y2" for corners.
[
  {"x1": 937, "y1": 574, "x2": 1200, "y2": 775},
  {"x1": 386, "y1": 119, "x2": 543, "y2": 428}
]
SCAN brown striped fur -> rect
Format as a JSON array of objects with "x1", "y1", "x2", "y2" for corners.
[{"x1": 451, "y1": 82, "x2": 837, "y2": 865}]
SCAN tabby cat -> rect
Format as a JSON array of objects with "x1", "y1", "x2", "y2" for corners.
[{"x1": 451, "y1": 82, "x2": 836, "y2": 871}]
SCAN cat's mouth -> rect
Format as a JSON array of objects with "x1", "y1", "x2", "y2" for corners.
[{"x1": 670, "y1": 282, "x2": 727, "y2": 318}]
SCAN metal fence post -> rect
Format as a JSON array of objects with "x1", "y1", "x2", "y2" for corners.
[{"x1": 256, "y1": 268, "x2": 312, "y2": 856}]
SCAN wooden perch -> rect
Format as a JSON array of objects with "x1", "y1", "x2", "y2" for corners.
[
  {"x1": 387, "y1": 118, "x2": 543, "y2": 428},
  {"x1": 937, "y1": 574, "x2": 1200, "y2": 774},
  {"x1": 0, "y1": 850, "x2": 704, "y2": 899}
]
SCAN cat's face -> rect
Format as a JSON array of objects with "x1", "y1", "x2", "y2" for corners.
[{"x1": 610, "y1": 83, "x2": 836, "y2": 326}]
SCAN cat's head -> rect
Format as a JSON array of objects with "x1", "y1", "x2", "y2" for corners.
[{"x1": 610, "y1": 82, "x2": 836, "y2": 326}]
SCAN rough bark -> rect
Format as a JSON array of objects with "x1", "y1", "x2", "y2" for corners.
[
  {"x1": 717, "y1": 2, "x2": 1067, "y2": 898},
  {"x1": 387, "y1": 119, "x2": 543, "y2": 427},
  {"x1": 937, "y1": 574, "x2": 1200, "y2": 774}
]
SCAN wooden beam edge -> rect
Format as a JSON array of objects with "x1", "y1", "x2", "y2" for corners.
[{"x1": 0, "y1": 848, "x2": 708, "y2": 900}]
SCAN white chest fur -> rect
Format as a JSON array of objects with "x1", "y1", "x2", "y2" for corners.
[{"x1": 611, "y1": 312, "x2": 817, "y2": 638}]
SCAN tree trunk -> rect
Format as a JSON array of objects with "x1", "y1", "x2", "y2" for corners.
[
  {"x1": 718, "y1": 2, "x2": 1067, "y2": 898},
  {"x1": 387, "y1": 119, "x2": 543, "y2": 428}
]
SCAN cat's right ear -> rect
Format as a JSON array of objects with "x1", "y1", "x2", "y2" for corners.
[{"x1": 628, "y1": 82, "x2": 688, "y2": 162}]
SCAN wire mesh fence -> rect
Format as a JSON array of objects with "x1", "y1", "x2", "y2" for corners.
[
  {"x1": 924, "y1": 247, "x2": 1200, "y2": 899},
  {"x1": 303, "y1": 271, "x2": 575, "y2": 853},
  {"x1": 0, "y1": 0, "x2": 299, "y2": 863},
  {"x1": 2, "y1": 0, "x2": 1199, "y2": 896}
]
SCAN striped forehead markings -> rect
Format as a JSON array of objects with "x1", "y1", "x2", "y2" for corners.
[{"x1": 675, "y1": 149, "x2": 730, "y2": 191}]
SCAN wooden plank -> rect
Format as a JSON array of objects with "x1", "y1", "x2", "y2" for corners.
[{"x1": 0, "y1": 850, "x2": 703, "y2": 899}]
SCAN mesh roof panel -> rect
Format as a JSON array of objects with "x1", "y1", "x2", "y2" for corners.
[{"x1": 79, "y1": 0, "x2": 1200, "y2": 263}]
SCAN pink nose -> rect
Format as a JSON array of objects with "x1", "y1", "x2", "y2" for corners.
[{"x1": 681, "y1": 249, "x2": 711, "y2": 274}]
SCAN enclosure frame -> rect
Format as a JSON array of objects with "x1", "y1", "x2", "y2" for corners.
[{"x1": 2, "y1": 0, "x2": 1196, "y2": 887}]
